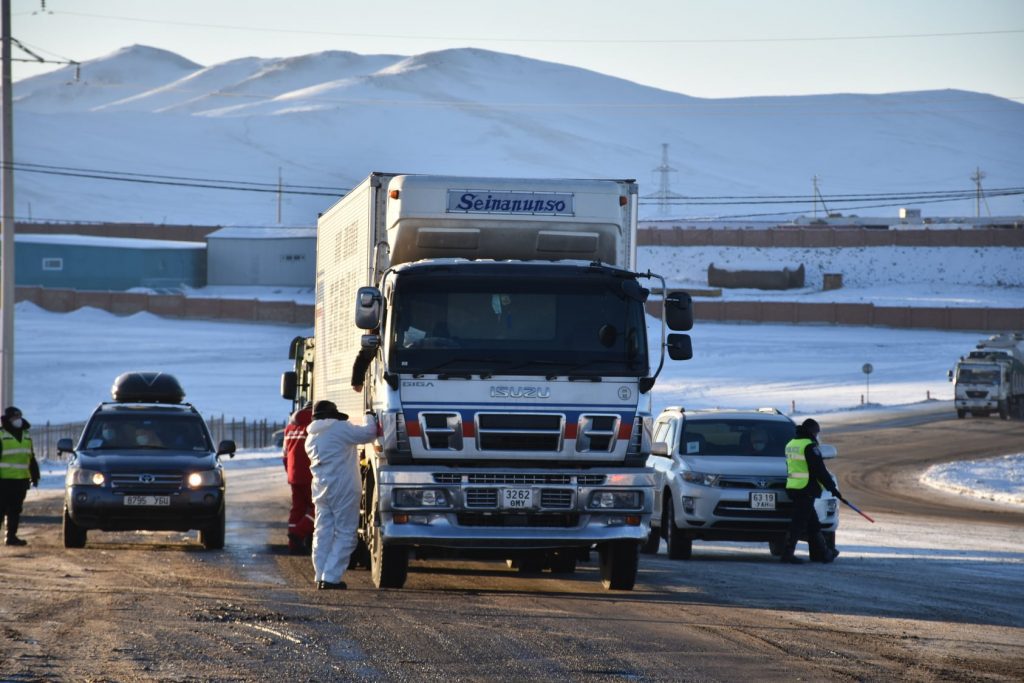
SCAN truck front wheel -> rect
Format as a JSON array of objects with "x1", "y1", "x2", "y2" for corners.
[
  {"x1": 599, "y1": 540, "x2": 638, "y2": 590},
  {"x1": 999, "y1": 401, "x2": 1009, "y2": 420},
  {"x1": 956, "y1": 409, "x2": 966, "y2": 419},
  {"x1": 365, "y1": 478, "x2": 408, "y2": 589}
]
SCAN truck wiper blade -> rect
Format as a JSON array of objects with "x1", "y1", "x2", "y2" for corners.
[{"x1": 413, "y1": 357, "x2": 502, "y2": 376}]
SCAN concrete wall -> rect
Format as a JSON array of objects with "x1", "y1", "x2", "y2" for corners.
[{"x1": 638, "y1": 226, "x2": 1024, "y2": 248}]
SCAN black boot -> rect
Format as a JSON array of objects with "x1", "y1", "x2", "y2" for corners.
[
  {"x1": 779, "y1": 534, "x2": 803, "y2": 564},
  {"x1": 809, "y1": 532, "x2": 838, "y2": 563}
]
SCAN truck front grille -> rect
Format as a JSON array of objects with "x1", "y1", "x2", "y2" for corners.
[{"x1": 476, "y1": 413, "x2": 563, "y2": 452}]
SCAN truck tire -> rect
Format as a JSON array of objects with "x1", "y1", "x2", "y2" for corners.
[
  {"x1": 999, "y1": 401, "x2": 1009, "y2": 420},
  {"x1": 639, "y1": 525, "x2": 661, "y2": 554},
  {"x1": 956, "y1": 409, "x2": 966, "y2": 419},
  {"x1": 599, "y1": 540, "x2": 638, "y2": 590},
  {"x1": 63, "y1": 507, "x2": 87, "y2": 549},
  {"x1": 548, "y1": 549, "x2": 577, "y2": 574},
  {"x1": 200, "y1": 508, "x2": 226, "y2": 550},
  {"x1": 664, "y1": 498, "x2": 692, "y2": 560},
  {"x1": 365, "y1": 478, "x2": 408, "y2": 589}
]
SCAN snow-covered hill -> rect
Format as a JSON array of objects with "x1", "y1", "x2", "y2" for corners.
[{"x1": 14, "y1": 45, "x2": 1024, "y2": 225}]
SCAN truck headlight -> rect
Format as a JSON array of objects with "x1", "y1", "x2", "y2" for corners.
[
  {"x1": 187, "y1": 470, "x2": 222, "y2": 489},
  {"x1": 682, "y1": 471, "x2": 719, "y2": 487},
  {"x1": 588, "y1": 490, "x2": 641, "y2": 510},
  {"x1": 393, "y1": 488, "x2": 451, "y2": 508},
  {"x1": 67, "y1": 468, "x2": 105, "y2": 486}
]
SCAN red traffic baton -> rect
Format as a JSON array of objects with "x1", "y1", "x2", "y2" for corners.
[{"x1": 839, "y1": 496, "x2": 875, "y2": 523}]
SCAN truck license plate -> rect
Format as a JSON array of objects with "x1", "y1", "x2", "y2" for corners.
[
  {"x1": 124, "y1": 495, "x2": 170, "y2": 506},
  {"x1": 501, "y1": 488, "x2": 534, "y2": 509},
  {"x1": 750, "y1": 492, "x2": 776, "y2": 510}
]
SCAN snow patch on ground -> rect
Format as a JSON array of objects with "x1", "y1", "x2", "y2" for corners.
[{"x1": 921, "y1": 454, "x2": 1024, "y2": 507}]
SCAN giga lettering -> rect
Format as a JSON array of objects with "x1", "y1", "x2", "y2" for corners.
[
  {"x1": 457, "y1": 193, "x2": 566, "y2": 213},
  {"x1": 490, "y1": 386, "x2": 552, "y2": 399}
]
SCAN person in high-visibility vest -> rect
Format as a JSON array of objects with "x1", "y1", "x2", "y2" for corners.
[
  {"x1": 0, "y1": 406, "x2": 41, "y2": 547},
  {"x1": 783, "y1": 418, "x2": 840, "y2": 564}
]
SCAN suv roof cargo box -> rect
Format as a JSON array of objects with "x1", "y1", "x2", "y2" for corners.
[{"x1": 111, "y1": 372, "x2": 185, "y2": 404}]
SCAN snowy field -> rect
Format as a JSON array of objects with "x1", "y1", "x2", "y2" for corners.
[{"x1": 13, "y1": 300, "x2": 1021, "y2": 508}]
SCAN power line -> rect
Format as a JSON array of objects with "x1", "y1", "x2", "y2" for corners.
[{"x1": 34, "y1": 11, "x2": 1024, "y2": 46}]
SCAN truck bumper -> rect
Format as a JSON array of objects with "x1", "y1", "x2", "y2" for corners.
[{"x1": 376, "y1": 465, "x2": 654, "y2": 550}]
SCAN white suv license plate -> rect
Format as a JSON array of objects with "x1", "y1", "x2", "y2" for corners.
[
  {"x1": 500, "y1": 488, "x2": 534, "y2": 510},
  {"x1": 750, "y1": 492, "x2": 776, "y2": 510},
  {"x1": 124, "y1": 495, "x2": 171, "y2": 506}
]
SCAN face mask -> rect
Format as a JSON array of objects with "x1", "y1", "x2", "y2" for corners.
[{"x1": 10, "y1": 418, "x2": 22, "y2": 428}]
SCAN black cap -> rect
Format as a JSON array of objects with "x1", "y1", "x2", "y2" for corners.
[
  {"x1": 801, "y1": 418, "x2": 821, "y2": 436},
  {"x1": 4, "y1": 406, "x2": 22, "y2": 418},
  {"x1": 312, "y1": 400, "x2": 348, "y2": 421}
]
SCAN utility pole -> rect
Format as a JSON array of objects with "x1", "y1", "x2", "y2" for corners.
[
  {"x1": 0, "y1": 0, "x2": 16, "y2": 408},
  {"x1": 276, "y1": 167, "x2": 282, "y2": 224},
  {"x1": 811, "y1": 175, "x2": 830, "y2": 219},
  {"x1": 970, "y1": 166, "x2": 987, "y2": 218}
]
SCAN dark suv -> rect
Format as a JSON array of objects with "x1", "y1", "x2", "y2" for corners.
[{"x1": 58, "y1": 372, "x2": 235, "y2": 550}]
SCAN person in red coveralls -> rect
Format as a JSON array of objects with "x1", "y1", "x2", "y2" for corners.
[{"x1": 283, "y1": 402, "x2": 314, "y2": 555}]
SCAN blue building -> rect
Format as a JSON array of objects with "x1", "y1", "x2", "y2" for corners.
[{"x1": 15, "y1": 234, "x2": 207, "y2": 291}]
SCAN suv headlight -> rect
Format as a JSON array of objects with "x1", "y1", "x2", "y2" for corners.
[
  {"x1": 681, "y1": 471, "x2": 719, "y2": 487},
  {"x1": 393, "y1": 488, "x2": 451, "y2": 508},
  {"x1": 67, "y1": 468, "x2": 105, "y2": 487},
  {"x1": 187, "y1": 470, "x2": 223, "y2": 489},
  {"x1": 588, "y1": 490, "x2": 641, "y2": 510}
]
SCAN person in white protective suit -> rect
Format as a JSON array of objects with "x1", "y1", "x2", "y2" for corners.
[{"x1": 304, "y1": 400, "x2": 378, "y2": 590}]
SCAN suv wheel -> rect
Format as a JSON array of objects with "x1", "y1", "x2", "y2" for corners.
[
  {"x1": 664, "y1": 497, "x2": 692, "y2": 560},
  {"x1": 200, "y1": 508, "x2": 226, "y2": 550},
  {"x1": 63, "y1": 507, "x2": 87, "y2": 549}
]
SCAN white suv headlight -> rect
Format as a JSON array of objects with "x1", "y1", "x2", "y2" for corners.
[{"x1": 681, "y1": 471, "x2": 719, "y2": 487}]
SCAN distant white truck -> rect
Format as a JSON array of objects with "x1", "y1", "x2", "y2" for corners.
[
  {"x1": 282, "y1": 172, "x2": 694, "y2": 590},
  {"x1": 950, "y1": 332, "x2": 1024, "y2": 420}
]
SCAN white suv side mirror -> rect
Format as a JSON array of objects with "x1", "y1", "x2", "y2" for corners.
[{"x1": 819, "y1": 443, "x2": 838, "y2": 459}]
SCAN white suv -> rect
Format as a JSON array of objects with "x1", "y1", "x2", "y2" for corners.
[{"x1": 644, "y1": 407, "x2": 839, "y2": 559}]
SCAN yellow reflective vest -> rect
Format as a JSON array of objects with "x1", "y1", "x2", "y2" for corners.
[
  {"x1": 0, "y1": 428, "x2": 34, "y2": 481},
  {"x1": 785, "y1": 437, "x2": 813, "y2": 490}
]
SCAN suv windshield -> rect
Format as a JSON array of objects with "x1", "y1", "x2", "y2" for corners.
[
  {"x1": 388, "y1": 269, "x2": 649, "y2": 377},
  {"x1": 679, "y1": 419, "x2": 795, "y2": 457},
  {"x1": 82, "y1": 414, "x2": 213, "y2": 453}
]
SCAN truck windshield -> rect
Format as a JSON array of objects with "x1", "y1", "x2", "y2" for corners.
[
  {"x1": 388, "y1": 270, "x2": 649, "y2": 377},
  {"x1": 957, "y1": 368, "x2": 1000, "y2": 384}
]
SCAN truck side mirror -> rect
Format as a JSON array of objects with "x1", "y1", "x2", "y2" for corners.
[
  {"x1": 947, "y1": 369, "x2": 953, "y2": 382},
  {"x1": 354, "y1": 286, "x2": 383, "y2": 330},
  {"x1": 667, "y1": 333, "x2": 693, "y2": 361},
  {"x1": 651, "y1": 441, "x2": 670, "y2": 457},
  {"x1": 361, "y1": 334, "x2": 381, "y2": 350},
  {"x1": 665, "y1": 291, "x2": 693, "y2": 331},
  {"x1": 281, "y1": 371, "x2": 297, "y2": 400}
]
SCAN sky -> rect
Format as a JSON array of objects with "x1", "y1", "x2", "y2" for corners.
[{"x1": 9, "y1": 0, "x2": 1024, "y2": 101}]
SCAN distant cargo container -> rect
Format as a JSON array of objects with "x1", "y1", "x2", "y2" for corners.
[{"x1": 15, "y1": 234, "x2": 206, "y2": 291}]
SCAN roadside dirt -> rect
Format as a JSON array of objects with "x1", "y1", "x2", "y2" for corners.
[{"x1": 2, "y1": 415, "x2": 1022, "y2": 681}]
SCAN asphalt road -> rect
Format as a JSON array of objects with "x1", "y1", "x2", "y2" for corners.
[{"x1": 2, "y1": 411, "x2": 1022, "y2": 682}]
